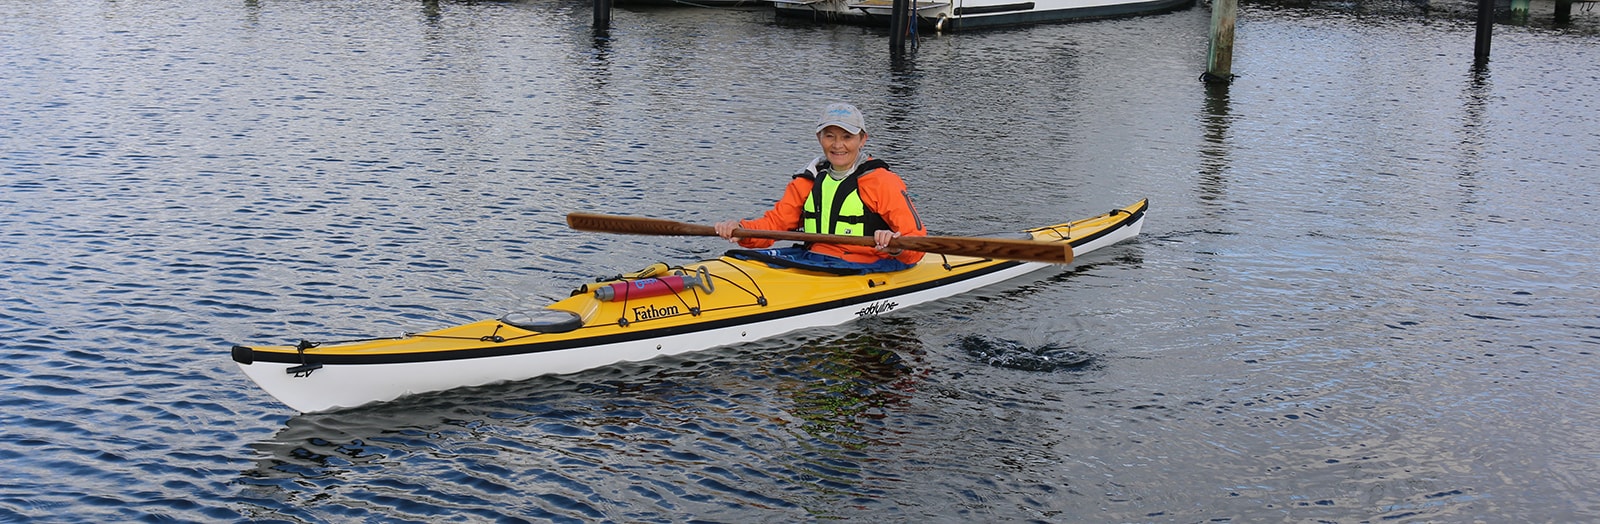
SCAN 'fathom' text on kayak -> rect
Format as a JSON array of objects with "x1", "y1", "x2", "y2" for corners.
[{"x1": 634, "y1": 304, "x2": 681, "y2": 322}]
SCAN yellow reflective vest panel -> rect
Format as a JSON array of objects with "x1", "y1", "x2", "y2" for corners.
[{"x1": 802, "y1": 165, "x2": 891, "y2": 237}]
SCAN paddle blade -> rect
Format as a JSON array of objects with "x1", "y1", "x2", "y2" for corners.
[{"x1": 892, "y1": 236, "x2": 1072, "y2": 264}]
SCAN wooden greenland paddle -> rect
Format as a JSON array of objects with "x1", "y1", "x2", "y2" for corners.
[{"x1": 566, "y1": 212, "x2": 1073, "y2": 264}]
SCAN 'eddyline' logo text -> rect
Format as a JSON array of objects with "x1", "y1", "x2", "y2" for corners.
[{"x1": 855, "y1": 301, "x2": 898, "y2": 318}]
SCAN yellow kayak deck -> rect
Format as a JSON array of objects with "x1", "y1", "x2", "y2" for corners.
[{"x1": 235, "y1": 199, "x2": 1146, "y2": 364}]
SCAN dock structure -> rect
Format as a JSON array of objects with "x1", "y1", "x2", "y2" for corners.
[
  {"x1": 1475, "y1": 0, "x2": 1594, "y2": 59},
  {"x1": 1203, "y1": 0, "x2": 1595, "y2": 70}
]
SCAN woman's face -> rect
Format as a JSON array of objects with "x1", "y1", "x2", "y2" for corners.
[{"x1": 817, "y1": 126, "x2": 867, "y2": 170}]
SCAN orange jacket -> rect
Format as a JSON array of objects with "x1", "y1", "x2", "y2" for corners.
[{"x1": 736, "y1": 160, "x2": 927, "y2": 264}]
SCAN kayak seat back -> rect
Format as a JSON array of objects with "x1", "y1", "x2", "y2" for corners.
[{"x1": 725, "y1": 247, "x2": 912, "y2": 275}]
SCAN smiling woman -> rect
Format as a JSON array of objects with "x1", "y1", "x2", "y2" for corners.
[{"x1": 715, "y1": 103, "x2": 930, "y2": 272}]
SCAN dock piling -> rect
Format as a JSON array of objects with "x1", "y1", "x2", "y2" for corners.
[
  {"x1": 594, "y1": 0, "x2": 612, "y2": 31},
  {"x1": 1474, "y1": 0, "x2": 1494, "y2": 61},
  {"x1": 1204, "y1": 0, "x2": 1237, "y2": 82},
  {"x1": 890, "y1": 0, "x2": 911, "y2": 52}
]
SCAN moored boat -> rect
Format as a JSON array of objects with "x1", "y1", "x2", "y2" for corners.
[
  {"x1": 231, "y1": 199, "x2": 1147, "y2": 413},
  {"x1": 772, "y1": 0, "x2": 1193, "y2": 30},
  {"x1": 615, "y1": 0, "x2": 769, "y2": 7}
]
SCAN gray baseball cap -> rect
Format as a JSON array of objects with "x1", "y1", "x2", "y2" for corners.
[{"x1": 816, "y1": 103, "x2": 867, "y2": 134}]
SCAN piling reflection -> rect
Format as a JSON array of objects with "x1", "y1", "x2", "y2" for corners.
[
  {"x1": 1454, "y1": 63, "x2": 1490, "y2": 231},
  {"x1": 884, "y1": 54, "x2": 921, "y2": 136},
  {"x1": 1457, "y1": 63, "x2": 1491, "y2": 172},
  {"x1": 1197, "y1": 79, "x2": 1232, "y2": 211},
  {"x1": 421, "y1": 0, "x2": 442, "y2": 24}
]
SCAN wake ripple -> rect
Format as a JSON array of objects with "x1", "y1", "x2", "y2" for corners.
[{"x1": 956, "y1": 334, "x2": 1095, "y2": 372}]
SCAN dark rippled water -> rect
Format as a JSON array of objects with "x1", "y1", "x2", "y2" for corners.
[{"x1": 4, "y1": 0, "x2": 1599, "y2": 521}]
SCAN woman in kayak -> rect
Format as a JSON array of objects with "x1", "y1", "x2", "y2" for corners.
[{"x1": 715, "y1": 102, "x2": 928, "y2": 273}]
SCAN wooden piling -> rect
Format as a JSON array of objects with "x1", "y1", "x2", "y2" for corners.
[
  {"x1": 594, "y1": 0, "x2": 612, "y2": 30},
  {"x1": 890, "y1": 0, "x2": 910, "y2": 53},
  {"x1": 1474, "y1": 0, "x2": 1494, "y2": 61},
  {"x1": 1204, "y1": 0, "x2": 1237, "y2": 82}
]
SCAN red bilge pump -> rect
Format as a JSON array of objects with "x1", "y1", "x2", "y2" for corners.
[{"x1": 592, "y1": 268, "x2": 714, "y2": 302}]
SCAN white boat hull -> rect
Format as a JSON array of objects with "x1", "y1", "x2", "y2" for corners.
[{"x1": 774, "y1": 0, "x2": 1193, "y2": 30}]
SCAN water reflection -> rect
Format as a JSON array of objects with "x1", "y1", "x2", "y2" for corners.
[
  {"x1": 1457, "y1": 62, "x2": 1491, "y2": 171},
  {"x1": 421, "y1": 0, "x2": 443, "y2": 24},
  {"x1": 239, "y1": 325, "x2": 928, "y2": 520},
  {"x1": 884, "y1": 53, "x2": 923, "y2": 137},
  {"x1": 1198, "y1": 80, "x2": 1233, "y2": 209},
  {"x1": 1453, "y1": 63, "x2": 1490, "y2": 233},
  {"x1": 776, "y1": 322, "x2": 927, "y2": 450}
]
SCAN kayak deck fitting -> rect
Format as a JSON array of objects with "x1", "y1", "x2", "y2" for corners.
[{"x1": 231, "y1": 199, "x2": 1147, "y2": 413}]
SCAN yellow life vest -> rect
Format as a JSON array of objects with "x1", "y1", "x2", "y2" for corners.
[{"x1": 801, "y1": 159, "x2": 891, "y2": 237}]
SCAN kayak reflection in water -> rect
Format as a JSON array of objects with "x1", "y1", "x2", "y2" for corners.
[{"x1": 715, "y1": 102, "x2": 929, "y2": 274}]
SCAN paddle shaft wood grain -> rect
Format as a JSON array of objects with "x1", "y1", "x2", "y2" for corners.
[{"x1": 566, "y1": 212, "x2": 1073, "y2": 264}]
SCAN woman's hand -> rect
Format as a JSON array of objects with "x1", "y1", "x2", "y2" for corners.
[
  {"x1": 714, "y1": 220, "x2": 743, "y2": 242},
  {"x1": 874, "y1": 230, "x2": 902, "y2": 255}
]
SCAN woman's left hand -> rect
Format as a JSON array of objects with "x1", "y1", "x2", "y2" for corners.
[{"x1": 874, "y1": 230, "x2": 901, "y2": 254}]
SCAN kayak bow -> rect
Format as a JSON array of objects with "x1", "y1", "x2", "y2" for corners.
[{"x1": 231, "y1": 199, "x2": 1147, "y2": 412}]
